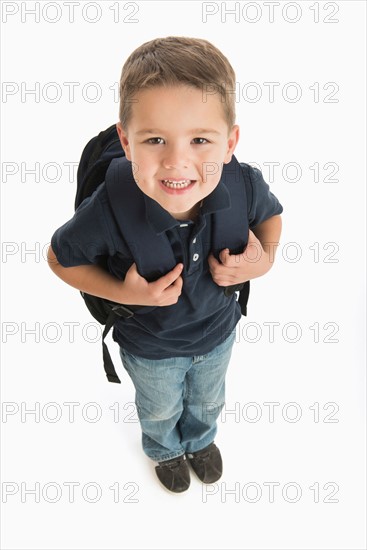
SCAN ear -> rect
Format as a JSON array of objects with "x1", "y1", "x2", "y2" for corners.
[
  {"x1": 223, "y1": 125, "x2": 240, "y2": 164},
  {"x1": 116, "y1": 122, "x2": 132, "y2": 161}
]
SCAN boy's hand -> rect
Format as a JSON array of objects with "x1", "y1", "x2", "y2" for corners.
[
  {"x1": 207, "y1": 229, "x2": 272, "y2": 286},
  {"x1": 120, "y1": 262, "x2": 184, "y2": 307}
]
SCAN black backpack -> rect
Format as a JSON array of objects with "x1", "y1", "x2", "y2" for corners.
[
  {"x1": 76, "y1": 124, "x2": 140, "y2": 384},
  {"x1": 76, "y1": 124, "x2": 250, "y2": 384}
]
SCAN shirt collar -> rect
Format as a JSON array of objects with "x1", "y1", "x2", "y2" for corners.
[{"x1": 144, "y1": 175, "x2": 232, "y2": 235}]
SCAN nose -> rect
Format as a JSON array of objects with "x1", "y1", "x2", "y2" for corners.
[{"x1": 162, "y1": 144, "x2": 189, "y2": 170}]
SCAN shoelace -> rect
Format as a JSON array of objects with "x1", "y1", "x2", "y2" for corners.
[
  {"x1": 159, "y1": 458, "x2": 185, "y2": 470},
  {"x1": 193, "y1": 452, "x2": 211, "y2": 463}
]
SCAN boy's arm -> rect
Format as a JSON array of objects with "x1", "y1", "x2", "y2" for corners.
[
  {"x1": 252, "y1": 214, "x2": 282, "y2": 264},
  {"x1": 47, "y1": 245, "x2": 184, "y2": 307},
  {"x1": 47, "y1": 245, "x2": 130, "y2": 304}
]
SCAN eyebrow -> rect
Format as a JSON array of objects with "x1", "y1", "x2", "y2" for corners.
[{"x1": 135, "y1": 128, "x2": 221, "y2": 136}]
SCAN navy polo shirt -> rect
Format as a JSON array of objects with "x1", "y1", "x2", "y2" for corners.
[{"x1": 51, "y1": 163, "x2": 283, "y2": 359}]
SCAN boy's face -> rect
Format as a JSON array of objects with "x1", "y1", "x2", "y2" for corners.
[{"x1": 116, "y1": 85, "x2": 239, "y2": 221}]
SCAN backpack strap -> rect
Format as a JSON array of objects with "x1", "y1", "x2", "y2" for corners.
[
  {"x1": 211, "y1": 155, "x2": 250, "y2": 314},
  {"x1": 238, "y1": 280, "x2": 250, "y2": 316},
  {"x1": 102, "y1": 305, "x2": 135, "y2": 383},
  {"x1": 81, "y1": 284, "x2": 139, "y2": 384},
  {"x1": 211, "y1": 154, "x2": 249, "y2": 257},
  {"x1": 105, "y1": 158, "x2": 177, "y2": 280}
]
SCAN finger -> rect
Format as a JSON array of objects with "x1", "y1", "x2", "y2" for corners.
[
  {"x1": 173, "y1": 274, "x2": 184, "y2": 290},
  {"x1": 157, "y1": 263, "x2": 184, "y2": 291},
  {"x1": 209, "y1": 249, "x2": 230, "y2": 263},
  {"x1": 219, "y1": 248, "x2": 230, "y2": 263},
  {"x1": 219, "y1": 248, "x2": 243, "y2": 267},
  {"x1": 207, "y1": 252, "x2": 219, "y2": 268}
]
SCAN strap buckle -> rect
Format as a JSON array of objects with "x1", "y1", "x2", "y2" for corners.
[{"x1": 111, "y1": 304, "x2": 135, "y2": 318}]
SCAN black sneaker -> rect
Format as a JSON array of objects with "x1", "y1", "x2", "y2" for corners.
[
  {"x1": 186, "y1": 442, "x2": 222, "y2": 483},
  {"x1": 155, "y1": 455, "x2": 190, "y2": 493}
]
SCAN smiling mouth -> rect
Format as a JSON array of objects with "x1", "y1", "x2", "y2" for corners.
[{"x1": 161, "y1": 179, "x2": 196, "y2": 189}]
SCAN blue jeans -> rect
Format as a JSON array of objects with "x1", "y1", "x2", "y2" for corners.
[{"x1": 118, "y1": 328, "x2": 237, "y2": 462}]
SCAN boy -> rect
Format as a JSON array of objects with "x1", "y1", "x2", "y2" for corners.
[{"x1": 48, "y1": 36, "x2": 283, "y2": 493}]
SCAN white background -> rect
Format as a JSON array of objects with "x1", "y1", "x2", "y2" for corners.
[{"x1": 1, "y1": 1, "x2": 366, "y2": 549}]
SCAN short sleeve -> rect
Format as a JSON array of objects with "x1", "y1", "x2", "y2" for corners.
[
  {"x1": 241, "y1": 163, "x2": 283, "y2": 228},
  {"x1": 51, "y1": 184, "x2": 118, "y2": 267}
]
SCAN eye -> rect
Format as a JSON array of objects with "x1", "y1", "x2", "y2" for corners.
[
  {"x1": 192, "y1": 137, "x2": 209, "y2": 144},
  {"x1": 145, "y1": 137, "x2": 165, "y2": 145}
]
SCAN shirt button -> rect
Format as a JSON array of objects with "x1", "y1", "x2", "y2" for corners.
[
  {"x1": 193, "y1": 238, "x2": 197, "y2": 244},
  {"x1": 193, "y1": 253, "x2": 199, "y2": 261}
]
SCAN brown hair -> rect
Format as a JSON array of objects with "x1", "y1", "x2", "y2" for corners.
[{"x1": 118, "y1": 36, "x2": 236, "y2": 134}]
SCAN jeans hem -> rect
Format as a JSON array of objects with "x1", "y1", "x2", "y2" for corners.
[
  {"x1": 148, "y1": 450, "x2": 185, "y2": 463},
  {"x1": 185, "y1": 437, "x2": 215, "y2": 455}
]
